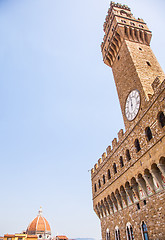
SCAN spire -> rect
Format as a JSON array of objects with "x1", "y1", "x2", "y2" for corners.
[{"x1": 38, "y1": 206, "x2": 43, "y2": 216}]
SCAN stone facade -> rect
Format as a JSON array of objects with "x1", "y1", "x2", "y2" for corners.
[{"x1": 91, "y1": 2, "x2": 165, "y2": 240}]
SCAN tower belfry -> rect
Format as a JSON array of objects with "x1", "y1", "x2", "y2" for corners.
[{"x1": 101, "y1": 2, "x2": 164, "y2": 130}]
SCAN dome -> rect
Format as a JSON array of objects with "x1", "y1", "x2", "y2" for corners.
[{"x1": 27, "y1": 208, "x2": 51, "y2": 240}]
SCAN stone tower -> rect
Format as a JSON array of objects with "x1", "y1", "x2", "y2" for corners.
[
  {"x1": 91, "y1": 2, "x2": 165, "y2": 240},
  {"x1": 101, "y1": 2, "x2": 164, "y2": 130}
]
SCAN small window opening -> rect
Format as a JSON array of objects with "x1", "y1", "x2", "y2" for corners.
[
  {"x1": 158, "y1": 111, "x2": 165, "y2": 128},
  {"x1": 113, "y1": 163, "x2": 117, "y2": 174},
  {"x1": 146, "y1": 61, "x2": 151, "y2": 67},
  {"x1": 94, "y1": 183, "x2": 97, "y2": 192},
  {"x1": 143, "y1": 200, "x2": 147, "y2": 205},
  {"x1": 120, "y1": 156, "x2": 124, "y2": 168},
  {"x1": 145, "y1": 127, "x2": 153, "y2": 141},
  {"x1": 106, "y1": 229, "x2": 110, "y2": 240},
  {"x1": 137, "y1": 203, "x2": 140, "y2": 210},
  {"x1": 141, "y1": 221, "x2": 149, "y2": 240},
  {"x1": 139, "y1": 47, "x2": 142, "y2": 51},
  {"x1": 98, "y1": 179, "x2": 101, "y2": 188},
  {"x1": 108, "y1": 169, "x2": 111, "y2": 179},
  {"x1": 118, "y1": 55, "x2": 120, "y2": 60},
  {"x1": 135, "y1": 139, "x2": 141, "y2": 152},
  {"x1": 103, "y1": 175, "x2": 106, "y2": 184},
  {"x1": 126, "y1": 149, "x2": 131, "y2": 161}
]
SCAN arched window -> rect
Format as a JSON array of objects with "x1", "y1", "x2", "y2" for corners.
[
  {"x1": 145, "y1": 127, "x2": 152, "y2": 141},
  {"x1": 115, "y1": 226, "x2": 121, "y2": 240},
  {"x1": 103, "y1": 175, "x2": 106, "y2": 184},
  {"x1": 126, "y1": 149, "x2": 131, "y2": 161},
  {"x1": 130, "y1": 28, "x2": 133, "y2": 39},
  {"x1": 94, "y1": 183, "x2": 97, "y2": 192},
  {"x1": 141, "y1": 221, "x2": 149, "y2": 240},
  {"x1": 120, "y1": 156, "x2": 124, "y2": 168},
  {"x1": 124, "y1": 26, "x2": 128, "y2": 37},
  {"x1": 106, "y1": 229, "x2": 110, "y2": 240},
  {"x1": 135, "y1": 139, "x2": 141, "y2": 152},
  {"x1": 108, "y1": 169, "x2": 111, "y2": 179},
  {"x1": 98, "y1": 179, "x2": 101, "y2": 189},
  {"x1": 113, "y1": 163, "x2": 117, "y2": 174},
  {"x1": 158, "y1": 111, "x2": 165, "y2": 128},
  {"x1": 126, "y1": 223, "x2": 134, "y2": 240},
  {"x1": 140, "y1": 30, "x2": 143, "y2": 41}
]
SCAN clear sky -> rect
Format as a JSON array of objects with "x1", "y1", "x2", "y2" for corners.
[{"x1": 0, "y1": 0, "x2": 164, "y2": 239}]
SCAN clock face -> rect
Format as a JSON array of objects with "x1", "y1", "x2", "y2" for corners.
[{"x1": 125, "y1": 90, "x2": 140, "y2": 121}]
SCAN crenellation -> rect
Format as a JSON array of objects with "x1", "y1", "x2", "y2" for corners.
[
  {"x1": 117, "y1": 129, "x2": 124, "y2": 142},
  {"x1": 94, "y1": 163, "x2": 98, "y2": 171},
  {"x1": 106, "y1": 145, "x2": 112, "y2": 156},
  {"x1": 112, "y1": 137, "x2": 117, "y2": 149},
  {"x1": 98, "y1": 158, "x2": 103, "y2": 166},
  {"x1": 102, "y1": 152, "x2": 107, "y2": 161}
]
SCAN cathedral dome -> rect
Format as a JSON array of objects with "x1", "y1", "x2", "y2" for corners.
[{"x1": 27, "y1": 208, "x2": 51, "y2": 240}]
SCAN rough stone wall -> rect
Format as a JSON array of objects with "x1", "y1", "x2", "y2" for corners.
[
  {"x1": 91, "y1": 80, "x2": 165, "y2": 240},
  {"x1": 100, "y1": 191, "x2": 165, "y2": 240},
  {"x1": 112, "y1": 40, "x2": 165, "y2": 130}
]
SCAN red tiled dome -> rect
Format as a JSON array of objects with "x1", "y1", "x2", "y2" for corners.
[{"x1": 27, "y1": 208, "x2": 51, "y2": 234}]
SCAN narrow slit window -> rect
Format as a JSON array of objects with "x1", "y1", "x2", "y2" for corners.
[
  {"x1": 135, "y1": 139, "x2": 141, "y2": 152},
  {"x1": 145, "y1": 127, "x2": 153, "y2": 141}
]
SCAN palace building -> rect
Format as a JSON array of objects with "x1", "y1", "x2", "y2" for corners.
[{"x1": 91, "y1": 2, "x2": 165, "y2": 240}]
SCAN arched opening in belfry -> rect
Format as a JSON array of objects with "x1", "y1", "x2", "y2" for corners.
[
  {"x1": 124, "y1": 26, "x2": 129, "y2": 38},
  {"x1": 158, "y1": 111, "x2": 165, "y2": 128},
  {"x1": 134, "y1": 29, "x2": 138, "y2": 41},
  {"x1": 139, "y1": 30, "x2": 143, "y2": 42},
  {"x1": 129, "y1": 27, "x2": 133, "y2": 39},
  {"x1": 144, "y1": 32, "x2": 148, "y2": 44}
]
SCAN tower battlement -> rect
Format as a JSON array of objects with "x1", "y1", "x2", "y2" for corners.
[
  {"x1": 102, "y1": 2, "x2": 151, "y2": 68},
  {"x1": 103, "y1": 2, "x2": 131, "y2": 32}
]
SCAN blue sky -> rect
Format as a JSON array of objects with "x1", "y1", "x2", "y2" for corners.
[{"x1": 0, "y1": 0, "x2": 164, "y2": 239}]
